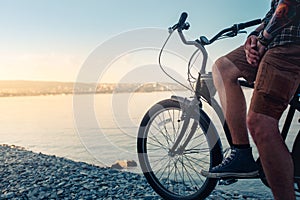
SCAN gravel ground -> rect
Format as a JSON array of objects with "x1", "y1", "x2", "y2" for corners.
[{"x1": 0, "y1": 144, "x2": 275, "y2": 199}]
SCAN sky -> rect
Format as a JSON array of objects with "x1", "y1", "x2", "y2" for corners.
[{"x1": 0, "y1": 0, "x2": 270, "y2": 82}]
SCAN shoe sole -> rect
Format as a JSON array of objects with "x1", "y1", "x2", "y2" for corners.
[{"x1": 201, "y1": 169, "x2": 259, "y2": 179}]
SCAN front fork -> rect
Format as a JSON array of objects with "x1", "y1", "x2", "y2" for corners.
[
  {"x1": 168, "y1": 97, "x2": 201, "y2": 156},
  {"x1": 168, "y1": 72, "x2": 226, "y2": 156}
]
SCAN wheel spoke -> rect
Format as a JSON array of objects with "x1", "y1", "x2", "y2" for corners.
[{"x1": 138, "y1": 100, "x2": 221, "y2": 199}]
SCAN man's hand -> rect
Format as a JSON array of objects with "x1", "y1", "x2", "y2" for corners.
[
  {"x1": 244, "y1": 35, "x2": 267, "y2": 67},
  {"x1": 244, "y1": 35, "x2": 260, "y2": 67},
  {"x1": 256, "y1": 41, "x2": 268, "y2": 61}
]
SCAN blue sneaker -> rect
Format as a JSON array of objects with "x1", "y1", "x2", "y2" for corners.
[{"x1": 201, "y1": 147, "x2": 259, "y2": 178}]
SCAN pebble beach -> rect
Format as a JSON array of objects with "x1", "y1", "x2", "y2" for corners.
[{"x1": 0, "y1": 144, "x2": 275, "y2": 200}]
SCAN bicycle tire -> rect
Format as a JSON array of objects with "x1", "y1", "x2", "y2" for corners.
[
  {"x1": 137, "y1": 99, "x2": 223, "y2": 200},
  {"x1": 292, "y1": 131, "x2": 300, "y2": 195}
]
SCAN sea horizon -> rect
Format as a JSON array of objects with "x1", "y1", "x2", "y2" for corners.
[{"x1": 0, "y1": 80, "x2": 186, "y2": 97}]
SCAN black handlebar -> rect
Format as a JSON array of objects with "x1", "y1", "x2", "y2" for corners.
[
  {"x1": 201, "y1": 18, "x2": 262, "y2": 45},
  {"x1": 178, "y1": 12, "x2": 188, "y2": 27},
  {"x1": 237, "y1": 19, "x2": 262, "y2": 30},
  {"x1": 171, "y1": 12, "x2": 189, "y2": 30}
]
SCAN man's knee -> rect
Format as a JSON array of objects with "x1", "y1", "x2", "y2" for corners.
[
  {"x1": 213, "y1": 57, "x2": 230, "y2": 90},
  {"x1": 212, "y1": 56, "x2": 228, "y2": 78},
  {"x1": 212, "y1": 56, "x2": 241, "y2": 87},
  {"x1": 247, "y1": 111, "x2": 278, "y2": 144},
  {"x1": 247, "y1": 112, "x2": 265, "y2": 145}
]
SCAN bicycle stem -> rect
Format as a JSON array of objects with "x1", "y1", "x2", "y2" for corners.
[{"x1": 177, "y1": 29, "x2": 208, "y2": 75}]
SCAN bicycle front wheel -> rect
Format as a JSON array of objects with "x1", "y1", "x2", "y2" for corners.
[{"x1": 137, "y1": 99, "x2": 222, "y2": 200}]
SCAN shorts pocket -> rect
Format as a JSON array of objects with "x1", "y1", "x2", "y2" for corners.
[{"x1": 256, "y1": 62, "x2": 297, "y2": 103}]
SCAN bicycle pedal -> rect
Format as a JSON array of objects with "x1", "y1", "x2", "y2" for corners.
[{"x1": 219, "y1": 178, "x2": 238, "y2": 186}]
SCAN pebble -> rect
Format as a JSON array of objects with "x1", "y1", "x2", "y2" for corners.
[{"x1": 0, "y1": 144, "x2": 275, "y2": 199}]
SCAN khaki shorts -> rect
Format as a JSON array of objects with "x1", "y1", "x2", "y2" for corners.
[{"x1": 225, "y1": 44, "x2": 300, "y2": 120}]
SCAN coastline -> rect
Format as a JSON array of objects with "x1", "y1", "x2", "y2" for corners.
[
  {"x1": 0, "y1": 144, "x2": 274, "y2": 199},
  {"x1": 0, "y1": 144, "x2": 159, "y2": 200},
  {"x1": 0, "y1": 80, "x2": 185, "y2": 98}
]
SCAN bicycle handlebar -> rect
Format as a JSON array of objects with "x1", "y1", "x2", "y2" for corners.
[
  {"x1": 202, "y1": 18, "x2": 262, "y2": 45},
  {"x1": 167, "y1": 12, "x2": 262, "y2": 75},
  {"x1": 178, "y1": 12, "x2": 188, "y2": 28},
  {"x1": 238, "y1": 19, "x2": 262, "y2": 30},
  {"x1": 171, "y1": 12, "x2": 188, "y2": 30},
  {"x1": 170, "y1": 12, "x2": 262, "y2": 46}
]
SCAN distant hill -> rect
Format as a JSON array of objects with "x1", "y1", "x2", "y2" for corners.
[{"x1": 0, "y1": 80, "x2": 185, "y2": 97}]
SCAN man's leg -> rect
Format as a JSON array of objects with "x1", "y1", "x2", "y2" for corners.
[
  {"x1": 247, "y1": 44, "x2": 300, "y2": 199},
  {"x1": 201, "y1": 47, "x2": 258, "y2": 178},
  {"x1": 247, "y1": 111, "x2": 295, "y2": 200},
  {"x1": 213, "y1": 56, "x2": 249, "y2": 145}
]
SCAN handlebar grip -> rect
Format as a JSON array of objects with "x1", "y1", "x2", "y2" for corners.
[
  {"x1": 238, "y1": 19, "x2": 262, "y2": 29},
  {"x1": 178, "y1": 12, "x2": 188, "y2": 27}
]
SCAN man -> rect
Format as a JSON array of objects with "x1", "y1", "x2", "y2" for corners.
[{"x1": 201, "y1": 0, "x2": 300, "y2": 199}]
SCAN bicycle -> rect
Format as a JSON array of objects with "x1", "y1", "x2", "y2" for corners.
[{"x1": 137, "y1": 12, "x2": 300, "y2": 200}]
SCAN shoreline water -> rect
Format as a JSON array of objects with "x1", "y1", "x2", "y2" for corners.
[
  {"x1": 0, "y1": 144, "x2": 274, "y2": 199},
  {"x1": 0, "y1": 93, "x2": 293, "y2": 199}
]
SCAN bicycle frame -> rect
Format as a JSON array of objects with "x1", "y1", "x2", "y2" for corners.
[
  {"x1": 281, "y1": 86, "x2": 300, "y2": 141},
  {"x1": 168, "y1": 28, "x2": 232, "y2": 151},
  {"x1": 167, "y1": 13, "x2": 300, "y2": 162}
]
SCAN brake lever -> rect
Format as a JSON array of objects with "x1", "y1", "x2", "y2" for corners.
[
  {"x1": 238, "y1": 30, "x2": 247, "y2": 34},
  {"x1": 182, "y1": 22, "x2": 190, "y2": 30},
  {"x1": 224, "y1": 30, "x2": 247, "y2": 37},
  {"x1": 168, "y1": 26, "x2": 175, "y2": 33},
  {"x1": 169, "y1": 22, "x2": 190, "y2": 33},
  {"x1": 224, "y1": 32, "x2": 236, "y2": 37},
  {"x1": 170, "y1": 23, "x2": 179, "y2": 31}
]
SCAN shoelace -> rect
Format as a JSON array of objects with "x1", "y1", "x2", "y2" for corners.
[{"x1": 213, "y1": 148, "x2": 237, "y2": 169}]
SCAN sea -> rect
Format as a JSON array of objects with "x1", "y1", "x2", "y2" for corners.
[
  {"x1": 0, "y1": 91, "x2": 182, "y2": 168},
  {"x1": 0, "y1": 90, "x2": 298, "y2": 170},
  {"x1": 0, "y1": 90, "x2": 300, "y2": 198}
]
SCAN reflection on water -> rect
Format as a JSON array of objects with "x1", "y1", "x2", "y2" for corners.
[
  {"x1": 0, "y1": 90, "x2": 298, "y2": 170},
  {"x1": 0, "y1": 95, "x2": 93, "y2": 163}
]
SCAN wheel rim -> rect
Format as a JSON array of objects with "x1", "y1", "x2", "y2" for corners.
[{"x1": 141, "y1": 107, "x2": 212, "y2": 197}]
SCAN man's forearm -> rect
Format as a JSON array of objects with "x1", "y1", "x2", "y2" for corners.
[{"x1": 264, "y1": 0, "x2": 299, "y2": 39}]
